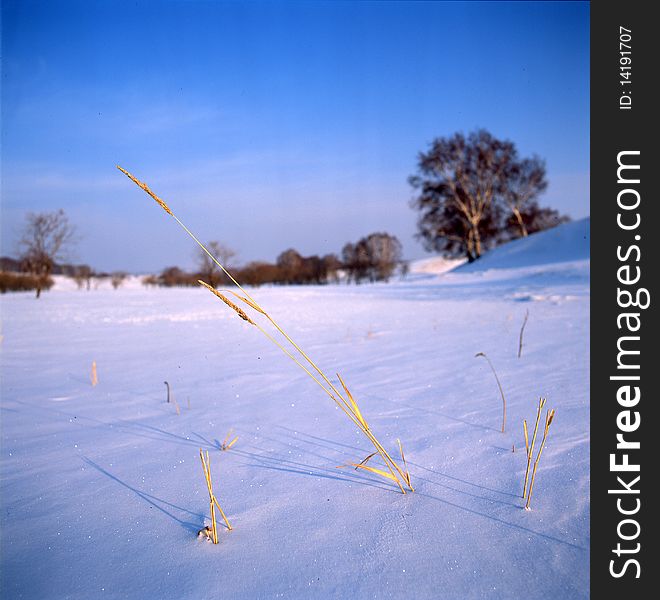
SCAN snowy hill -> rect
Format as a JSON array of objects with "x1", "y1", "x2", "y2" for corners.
[
  {"x1": 456, "y1": 218, "x2": 590, "y2": 272},
  {"x1": 409, "y1": 218, "x2": 589, "y2": 278},
  {"x1": 409, "y1": 255, "x2": 466, "y2": 275}
]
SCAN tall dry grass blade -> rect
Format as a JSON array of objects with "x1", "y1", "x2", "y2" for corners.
[
  {"x1": 522, "y1": 398, "x2": 546, "y2": 499},
  {"x1": 341, "y1": 463, "x2": 399, "y2": 482},
  {"x1": 525, "y1": 408, "x2": 556, "y2": 510},
  {"x1": 336, "y1": 373, "x2": 369, "y2": 430},
  {"x1": 199, "y1": 448, "x2": 232, "y2": 541},
  {"x1": 119, "y1": 166, "x2": 412, "y2": 493},
  {"x1": 518, "y1": 309, "x2": 529, "y2": 358},
  {"x1": 522, "y1": 419, "x2": 529, "y2": 495},
  {"x1": 353, "y1": 452, "x2": 378, "y2": 469},
  {"x1": 91, "y1": 361, "x2": 98, "y2": 387},
  {"x1": 213, "y1": 496, "x2": 232, "y2": 531},
  {"x1": 199, "y1": 449, "x2": 218, "y2": 543},
  {"x1": 397, "y1": 438, "x2": 414, "y2": 490},
  {"x1": 475, "y1": 352, "x2": 507, "y2": 433}
]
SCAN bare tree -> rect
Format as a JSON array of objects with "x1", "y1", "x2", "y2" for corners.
[
  {"x1": 197, "y1": 241, "x2": 235, "y2": 288},
  {"x1": 73, "y1": 264, "x2": 93, "y2": 290},
  {"x1": 18, "y1": 209, "x2": 76, "y2": 298},
  {"x1": 111, "y1": 271, "x2": 128, "y2": 290},
  {"x1": 502, "y1": 157, "x2": 548, "y2": 238},
  {"x1": 343, "y1": 233, "x2": 402, "y2": 283},
  {"x1": 276, "y1": 248, "x2": 304, "y2": 284},
  {"x1": 363, "y1": 233, "x2": 403, "y2": 282},
  {"x1": 321, "y1": 253, "x2": 342, "y2": 283},
  {"x1": 409, "y1": 129, "x2": 563, "y2": 262},
  {"x1": 409, "y1": 130, "x2": 514, "y2": 262}
]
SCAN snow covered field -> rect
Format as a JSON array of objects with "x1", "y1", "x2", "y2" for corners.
[{"x1": 1, "y1": 219, "x2": 590, "y2": 599}]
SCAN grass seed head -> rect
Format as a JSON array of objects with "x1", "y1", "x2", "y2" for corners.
[
  {"x1": 116, "y1": 166, "x2": 173, "y2": 216},
  {"x1": 198, "y1": 280, "x2": 255, "y2": 324}
]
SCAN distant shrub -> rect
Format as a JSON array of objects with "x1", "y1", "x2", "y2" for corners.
[
  {"x1": 110, "y1": 271, "x2": 128, "y2": 289},
  {"x1": 237, "y1": 261, "x2": 282, "y2": 287},
  {"x1": 342, "y1": 232, "x2": 403, "y2": 283},
  {"x1": 0, "y1": 272, "x2": 54, "y2": 294},
  {"x1": 72, "y1": 264, "x2": 94, "y2": 290},
  {"x1": 157, "y1": 266, "x2": 198, "y2": 287},
  {"x1": 142, "y1": 274, "x2": 159, "y2": 287}
]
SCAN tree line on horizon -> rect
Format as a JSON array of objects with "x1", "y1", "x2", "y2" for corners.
[
  {"x1": 2, "y1": 129, "x2": 569, "y2": 296},
  {"x1": 144, "y1": 231, "x2": 405, "y2": 288}
]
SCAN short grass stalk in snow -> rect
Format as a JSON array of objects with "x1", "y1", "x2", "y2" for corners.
[
  {"x1": 91, "y1": 361, "x2": 98, "y2": 387},
  {"x1": 221, "y1": 429, "x2": 238, "y2": 451},
  {"x1": 199, "y1": 449, "x2": 232, "y2": 543},
  {"x1": 522, "y1": 397, "x2": 546, "y2": 499},
  {"x1": 518, "y1": 309, "x2": 529, "y2": 358},
  {"x1": 118, "y1": 166, "x2": 412, "y2": 494},
  {"x1": 164, "y1": 381, "x2": 171, "y2": 403},
  {"x1": 524, "y1": 406, "x2": 556, "y2": 510},
  {"x1": 475, "y1": 352, "x2": 507, "y2": 433}
]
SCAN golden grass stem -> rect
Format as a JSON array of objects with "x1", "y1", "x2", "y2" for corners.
[
  {"x1": 475, "y1": 352, "x2": 507, "y2": 433},
  {"x1": 524, "y1": 408, "x2": 555, "y2": 510},
  {"x1": 221, "y1": 429, "x2": 238, "y2": 451},
  {"x1": 91, "y1": 361, "x2": 98, "y2": 387},
  {"x1": 199, "y1": 449, "x2": 232, "y2": 543},
  {"x1": 522, "y1": 398, "x2": 546, "y2": 499},
  {"x1": 119, "y1": 166, "x2": 412, "y2": 493}
]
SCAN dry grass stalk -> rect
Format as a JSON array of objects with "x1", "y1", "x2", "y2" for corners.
[
  {"x1": 173, "y1": 396, "x2": 181, "y2": 416},
  {"x1": 199, "y1": 448, "x2": 232, "y2": 544},
  {"x1": 91, "y1": 361, "x2": 98, "y2": 386},
  {"x1": 164, "y1": 381, "x2": 171, "y2": 403},
  {"x1": 221, "y1": 428, "x2": 238, "y2": 451},
  {"x1": 524, "y1": 406, "x2": 556, "y2": 510},
  {"x1": 518, "y1": 309, "x2": 529, "y2": 358},
  {"x1": 475, "y1": 352, "x2": 507, "y2": 433},
  {"x1": 119, "y1": 166, "x2": 412, "y2": 494},
  {"x1": 397, "y1": 438, "x2": 413, "y2": 490},
  {"x1": 522, "y1": 397, "x2": 546, "y2": 498}
]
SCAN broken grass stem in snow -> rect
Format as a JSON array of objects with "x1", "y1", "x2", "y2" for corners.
[{"x1": 118, "y1": 166, "x2": 412, "y2": 493}]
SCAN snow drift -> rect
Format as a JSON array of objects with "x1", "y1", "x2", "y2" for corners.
[{"x1": 1, "y1": 218, "x2": 590, "y2": 599}]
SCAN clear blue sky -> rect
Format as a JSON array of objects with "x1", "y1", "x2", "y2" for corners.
[{"x1": 1, "y1": 0, "x2": 589, "y2": 273}]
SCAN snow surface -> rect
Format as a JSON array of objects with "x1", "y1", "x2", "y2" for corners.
[{"x1": 1, "y1": 220, "x2": 589, "y2": 599}]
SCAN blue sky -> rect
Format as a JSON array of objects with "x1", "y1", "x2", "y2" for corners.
[{"x1": 1, "y1": 0, "x2": 590, "y2": 273}]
